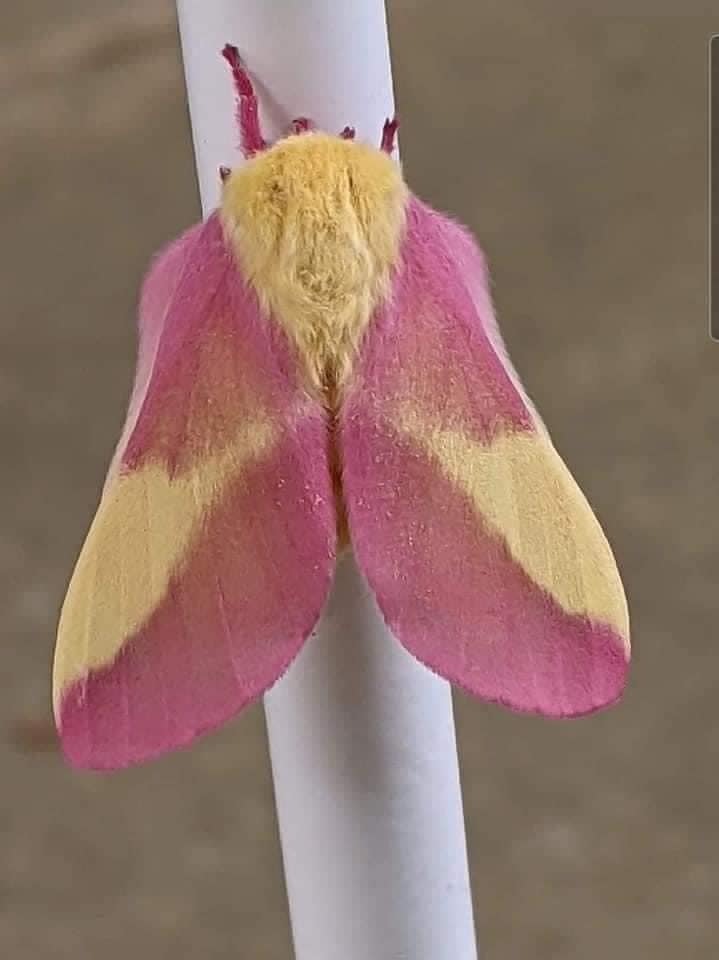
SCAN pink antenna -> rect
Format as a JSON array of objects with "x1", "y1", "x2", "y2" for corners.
[
  {"x1": 380, "y1": 116, "x2": 399, "y2": 154},
  {"x1": 221, "y1": 44, "x2": 267, "y2": 157},
  {"x1": 290, "y1": 117, "x2": 314, "y2": 135}
]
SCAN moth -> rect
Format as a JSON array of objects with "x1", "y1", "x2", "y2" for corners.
[{"x1": 54, "y1": 46, "x2": 630, "y2": 769}]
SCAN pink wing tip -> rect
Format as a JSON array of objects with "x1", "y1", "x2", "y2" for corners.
[
  {"x1": 412, "y1": 620, "x2": 630, "y2": 720},
  {"x1": 56, "y1": 659, "x2": 271, "y2": 772}
]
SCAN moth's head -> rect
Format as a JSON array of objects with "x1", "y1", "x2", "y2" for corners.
[
  {"x1": 217, "y1": 45, "x2": 405, "y2": 232},
  {"x1": 220, "y1": 131, "x2": 406, "y2": 234}
]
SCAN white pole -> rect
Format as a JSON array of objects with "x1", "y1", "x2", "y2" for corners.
[{"x1": 176, "y1": 4, "x2": 478, "y2": 959}]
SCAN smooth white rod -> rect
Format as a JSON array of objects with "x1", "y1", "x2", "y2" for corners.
[{"x1": 176, "y1": 4, "x2": 478, "y2": 958}]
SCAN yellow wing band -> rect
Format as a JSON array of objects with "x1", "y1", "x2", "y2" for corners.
[
  {"x1": 395, "y1": 405, "x2": 630, "y2": 652},
  {"x1": 53, "y1": 416, "x2": 276, "y2": 712}
]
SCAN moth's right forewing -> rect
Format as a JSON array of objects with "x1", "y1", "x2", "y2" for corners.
[{"x1": 341, "y1": 196, "x2": 629, "y2": 718}]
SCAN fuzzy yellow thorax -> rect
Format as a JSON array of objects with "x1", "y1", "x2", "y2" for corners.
[{"x1": 220, "y1": 133, "x2": 407, "y2": 396}]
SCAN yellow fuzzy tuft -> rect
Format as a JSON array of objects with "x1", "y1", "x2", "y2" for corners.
[{"x1": 220, "y1": 133, "x2": 407, "y2": 397}]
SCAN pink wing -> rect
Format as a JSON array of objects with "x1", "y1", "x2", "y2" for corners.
[
  {"x1": 54, "y1": 214, "x2": 335, "y2": 768},
  {"x1": 341, "y1": 196, "x2": 629, "y2": 717}
]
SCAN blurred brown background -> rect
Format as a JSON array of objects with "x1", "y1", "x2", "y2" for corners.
[{"x1": 1, "y1": 2, "x2": 715, "y2": 957}]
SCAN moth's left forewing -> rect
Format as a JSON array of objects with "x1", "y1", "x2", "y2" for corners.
[
  {"x1": 342, "y1": 195, "x2": 629, "y2": 718},
  {"x1": 54, "y1": 216, "x2": 336, "y2": 769}
]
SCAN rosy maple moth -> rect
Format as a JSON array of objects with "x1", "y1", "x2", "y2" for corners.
[{"x1": 53, "y1": 45, "x2": 630, "y2": 770}]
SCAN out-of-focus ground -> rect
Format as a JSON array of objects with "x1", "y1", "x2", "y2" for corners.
[{"x1": 1, "y1": 2, "x2": 716, "y2": 957}]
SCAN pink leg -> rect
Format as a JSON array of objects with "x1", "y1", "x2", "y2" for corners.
[
  {"x1": 221, "y1": 44, "x2": 267, "y2": 157},
  {"x1": 380, "y1": 116, "x2": 399, "y2": 154}
]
